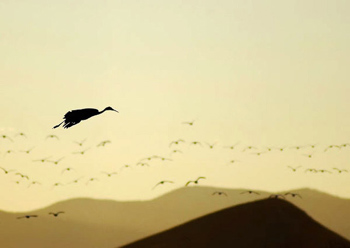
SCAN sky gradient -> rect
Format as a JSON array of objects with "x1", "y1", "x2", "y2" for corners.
[{"x1": 1, "y1": 0, "x2": 350, "y2": 211}]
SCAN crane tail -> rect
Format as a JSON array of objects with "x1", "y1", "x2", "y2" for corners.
[{"x1": 53, "y1": 121, "x2": 64, "y2": 129}]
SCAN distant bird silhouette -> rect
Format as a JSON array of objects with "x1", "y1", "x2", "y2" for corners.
[
  {"x1": 250, "y1": 151, "x2": 266, "y2": 156},
  {"x1": 269, "y1": 194, "x2": 285, "y2": 199},
  {"x1": 333, "y1": 168, "x2": 348, "y2": 173},
  {"x1": 158, "y1": 157, "x2": 172, "y2": 161},
  {"x1": 97, "y1": 140, "x2": 111, "y2": 147},
  {"x1": 20, "y1": 147, "x2": 35, "y2": 154},
  {"x1": 223, "y1": 142, "x2": 240, "y2": 150},
  {"x1": 17, "y1": 215, "x2": 38, "y2": 219},
  {"x1": 28, "y1": 181, "x2": 41, "y2": 188},
  {"x1": 72, "y1": 148, "x2": 90, "y2": 155},
  {"x1": 68, "y1": 177, "x2": 84, "y2": 184},
  {"x1": 189, "y1": 141, "x2": 202, "y2": 146},
  {"x1": 241, "y1": 190, "x2": 260, "y2": 195},
  {"x1": 206, "y1": 142, "x2": 217, "y2": 149},
  {"x1": 242, "y1": 146, "x2": 257, "y2": 152},
  {"x1": 48, "y1": 157, "x2": 64, "y2": 165},
  {"x1": 305, "y1": 168, "x2": 317, "y2": 173},
  {"x1": 169, "y1": 139, "x2": 185, "y2": 147},
  {"x1": 0, "y1": 167, "x2": 15, "y2": 174},
  {"x1": 317, "y1": 169, "x2": 332, "y2": 173},
  {"x1": 170, "y1": 149, "x2": 183, "y2": 156},
  {"x1": 290, "y1": 145, "x2": 305, "y2": 150},
  {"x1": 15, "y1": 132, "x2": 27, "y2": 138},
  {"x1": 15, "y1": 173, "x2": 29, "y2": 180},
  {"x1": 302, "y1": 153, "x2": 314, "y2": 158},
  {"x1": 51, "y1": 182, "x2": 64, "y2": 189},
  {"x1": 46, "y1": 134, "x2": 59, "y2": 140},
  {"x1": 324, "y1": 145, "x2": 341, "y2": 152},
  {"x1": 287, "y1": 166, "x2": 301, "y2": 172},
  {"x1": 101, "y1": 171, "x2": 118, "y2": 177},
  {"x1": 74, "y1": 139, "x2": 86, "y2": 146},
  {"x1": 185, "y1": 177, "x2": 206, "y2": 186},
  {"x1": 49, "y1": 211, "x2": 65, "y2": 217},
  {"x1": 1, "y1": 135, "x2": 13, "y2": 142},
  {"x1": 61, "y1": 167, "x2": 75, "y2": 174},
  {"x1": 136, "y1": 162, "x2": 150, "y2": 167},
  {"x1": 4, "y1": 150, "x2": 15, "y2": 156},
  {"x1": 33, "y1": 156, "x2": 52, "y2": 163},
  {"x1": 182, "y1": 120, "x2": 195, "y2": 126},
  {"x1": 152, "y1": 180, "x2": 174, "y2": 189},
  {"x1": 264, "y1": 147, "x2": 273, "y2": 152},
  {"x1": 227, "y1": 159, "x2": 240, "y2": 165},
  {"x1": 212, "y1": 191, "x2": 227, "y2": 196},
  {"x1": 340, "y1": 143, "x2": 350, "y2": 148},
  {"x1": 53, "y1": 106, "x2": 118, "y2": 129},
  {"x1": 86, "y1": 178, "x2": 98, "y2": 185},
  {"x1": 285, "y1": 192, "x2": 302, "y2": 198}
]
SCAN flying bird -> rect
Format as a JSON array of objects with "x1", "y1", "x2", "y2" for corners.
[
  {"x1": 1, "y1": 135, "x2": 13, "y2": 142},
  {"x1": 305, "y1": 168, "x2": 317, "y2": 173},
  {"x1": 46, "y1": 134, "x2": 59, "y2": 140},
  {"x1": 15, "y1": 173, "x2": 29, "y2": 180},
  {"x1": 333, "y1": 168, "x2": 348, "y2": 173},
  {"x1": 241, "y1": 190, "x2": 260, "y2": 195},
  {"x1": 185, "y1": 177, "x2": 206, "y2": 186},
  {"x1": 182, "y1": 120, "x2": 195, "y2": 126},
  {"x1": 169, "y1": 139, "x2": 185, "y2": 147},
  {"x1": 15, "y1": 132, "x2": 27, "y2": 138},
  {"x1": 287, "y1": 166, "x2": 301, "y2": 172},
  {"x1": 242, "y1": 146, "x2": 257, "y2": 152},
  {"x1": 324, "y1": 145, "x2": 341, "y2": 152},
  {"x1": 53, "y1": 106, "x2": 118, "y2": 129},
  {"x1": 269, "y1": 194, "x2": 285, "y2": 199},
  {"x1": 47, "y1": 157, "x2": 65, "y2": 165},
  {"x1": 101, "y1": 171, "x2": 118, "y2": 177},
  {"x1": 0, "y1": 167, "x2": 15, "y2": 174},
  {"x1": 97, "y1": 140, "x2": 111, "y2": 147},
  {"x1": 74, "y1": 139, "x2": 87, "y2": 146},
  {"x1": 86, "y1": 178, "x2": 99, "y2": 185},
  {"x1": 61, "y1": 167, "x2": 75, "y2": 174},
  {"x1": 72, "y1": 148, "x2": 90, "y2": 155},
  {"x1": 17, "y1": 215, "x2": 38, "y2": 219},
  {"x1": 223, "y1": 142, "x2": 240, "y2": 150},
  {"x1": 189, "y1": 141, "x2": 202, "y2": 146},
  {"x1": 284, "y1": 192, "x2": 302, "y2": 198},
  {"x1": 49, "y1": 211, "x2": 65, "y2": 217},
  {"x1": 206, "y1": 142, "x2": 217, "y2": 149},
  {"x1": 152, "y1": 180, "x2": 174, "y2": 189},
  {"x1": 20, "y1": 147, "x2": 35, "y2": 154},
  {"x1": 33, "y1": 156, "x2": 52, "y2": 163},
  {"x1": 212, "y1": 191, "x2": 227, "y2": 196}
]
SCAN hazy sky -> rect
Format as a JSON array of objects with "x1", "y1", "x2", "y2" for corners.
[{"x1": 1, "y1": 0, "x2": 350, "y2": 211}]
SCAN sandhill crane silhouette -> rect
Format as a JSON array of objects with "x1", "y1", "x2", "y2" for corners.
[{"x1": 53, "y1": 106, "x2": 118, "y2": 129}]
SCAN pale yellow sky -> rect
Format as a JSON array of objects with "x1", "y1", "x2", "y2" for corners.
[{"x1": 0, "y1": 0, "x2": 350, "y2": 211}]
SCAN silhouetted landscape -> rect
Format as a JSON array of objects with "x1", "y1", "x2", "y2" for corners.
[
  {"x1": 123, "y1": 198, "x2": 350, "y2": 248},
  {"x1": 1, "y1": 187, "x2": 349, "y2": 248}
]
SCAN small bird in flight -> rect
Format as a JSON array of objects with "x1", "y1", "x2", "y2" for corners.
[
  {"x1": 33, "y1": 156, "x2": 52, "y2": 163},
  {"x1": 101, "y1": 171, "x2": 118, "y2": 177},
  {"x1": 73, "y1": 148, "x2": 90, "y2": 155},
  {"x1": 223, "y1": 142, "x2": 240, "y2": 150},
  {"x1": 1, "y1": 135, "x2": 13, "y2": 142},
  {"x1": 333, "y1": 168, "x2": 348, "y2": 173},
  {"x1": 17, "y1": 215, "x2": 38, "y2": 219},
  {"x1": 20, "y1": 147, "x2": 35, "y2": 154},
  {"x1": 74, "y1": 139, "x2": 87, "y2": 146},
  {"x1": 15, "y1": 173, "x2": 29, "y2": 180},
  {"x1": 15, "y1": 132, "x2": 27, "y2": 138},
  {"x1": 212, "y1": 191, "x2": 227, "y2": 196},
  {"x1": 169, "y1": 139, "x2": 185, "y2": 147},
  {"x1": 0, "y1": 167, "x2": 15, "y2": 174},
  {"x1": 287, "y1": 166, "x2": 301, "y2": 172},
  {"x1": 206, "y1": 143, "x2": 217, "y2": 149},
  {"x1": 46, "y1": 134, "x2": 59, "y2": 140},
  {"x1": 47, "y1": 157, "x2": 64, "y2": 165},
  {"x1": 185, "y1": 177, "x2": 206, "y2": 186},
  {"x1": 152, "y1": 180, "x2": 174, "y2": 189},
  {"x1": 285, "y1": 192, "x2": 302, "y2": 198},
  {"x1": 49, "y1": 211, "x2": 65, "y2": 217},
  {"x1": 242, "y1": 146, "x2": 257, "y2": 152},
  {"x1": 182, "y1": 120, "x2": 195, "y2": 126},
  {"x1": 97, "y1": 140, "x2": 111, "y2": 147},
  {"x1": 241, "y1": 190, "x2": 260, "y2": 195},
  {"x1": 53, "y1": 106, "x2": 118, "y2": 129}
]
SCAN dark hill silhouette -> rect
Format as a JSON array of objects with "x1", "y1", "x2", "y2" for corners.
[{"x1": 123, "y1": 198, "x2": 350, "y2": 248}]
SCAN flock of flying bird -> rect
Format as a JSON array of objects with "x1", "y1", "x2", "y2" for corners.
[{"x1": 0, "y1": 106, "x2": 348, "y2": 219}]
